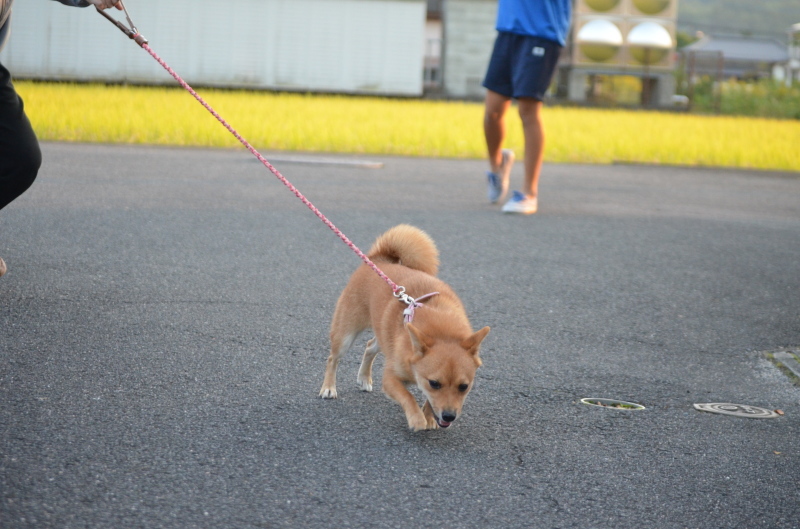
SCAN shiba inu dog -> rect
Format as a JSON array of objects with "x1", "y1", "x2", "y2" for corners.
[{"x1": 319, "y1": 225, "x2": 490, "y2": 431}]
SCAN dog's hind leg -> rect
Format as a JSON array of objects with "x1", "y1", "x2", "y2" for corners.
[
  {"x1": 357, "y1": 338, "x2": 380, "y2": 392},
  {"x1": 319, "y1": 332, "x2": 359, "y2": 399}
]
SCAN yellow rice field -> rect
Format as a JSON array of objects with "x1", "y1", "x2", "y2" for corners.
[{"x1": 17, "y1": 81, "x2": 800, "y2": 172}]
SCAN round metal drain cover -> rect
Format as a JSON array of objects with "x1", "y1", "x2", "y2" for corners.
[
  {"x1": 693, "y1": 403, "x2": 780, "y2": 419},
  {"x1": 580, "y1": 398, "x2": 645, "y2": 410}
]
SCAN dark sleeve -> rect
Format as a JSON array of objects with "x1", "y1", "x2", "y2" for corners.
[{"x1": 51, "y1": 0, "x2": 92, "y2": 7}]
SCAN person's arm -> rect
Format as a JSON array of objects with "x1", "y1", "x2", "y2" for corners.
[
  {"x1": 51, "y1": 0, "x2": 89, "y2": 6},
  {"x1": 52, "y1": 0, "x2": 122, "y2": 9}
]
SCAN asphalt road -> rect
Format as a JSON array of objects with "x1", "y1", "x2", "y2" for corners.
[{"x1": 2, "y1": 143, "x2": 799, "y2": 529}]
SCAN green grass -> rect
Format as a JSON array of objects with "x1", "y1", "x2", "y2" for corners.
[
  {"x1": 764, "y1": 350, "x2": 800, "y2": 387},
  {"x1": 686, "y1": 79, "x2": 800, "y2": 120},
  {"x1": 18, "y1": 81, "x2": 800, "y2": 172}
]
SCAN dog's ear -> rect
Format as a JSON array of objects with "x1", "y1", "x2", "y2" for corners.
[
  {"x1": 406, "y1": 323, "x2": 434, "y2": 358},
  {"x1": 461, "y1": 326, "x2": 490, "y2": 365}
]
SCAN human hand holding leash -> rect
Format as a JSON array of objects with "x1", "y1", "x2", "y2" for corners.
[{"x1": 85, "y1": 0, "x2": 123, "y2": 10}]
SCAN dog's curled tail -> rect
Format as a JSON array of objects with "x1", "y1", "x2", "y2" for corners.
[{"x1": 367, "y1": 224, "x2": 440, "y2": 276}]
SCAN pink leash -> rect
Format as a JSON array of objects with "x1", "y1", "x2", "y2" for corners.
[
  {"x1": 95, "y1": 2, "x2": 431, "y2": 308},
  {"x1": 139, "y1": 42, "x2": 401, "y2": 293}
]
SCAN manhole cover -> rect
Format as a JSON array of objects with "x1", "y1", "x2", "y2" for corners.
[
  {"x1": 580, "y1": 398, "x2": 645, "y2": 410},
  {"x1": 693, "y1": 403, "x2": 781, "y2": 419}
]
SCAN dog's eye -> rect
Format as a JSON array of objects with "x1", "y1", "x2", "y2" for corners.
[
  {"x1": 458, "y1": 384, "x2": 469, "y2": 392},
  {"x1": 429, "y1": 380, "x2": 442, "y2": 390}
]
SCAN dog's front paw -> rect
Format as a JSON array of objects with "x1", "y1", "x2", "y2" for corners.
[
  {"x1": 357, "y1": 374, "x2": 373, "y2": 392},
  {"x1": 425, "y1": 414, "x2": 440, "y2": 430},
  {"x1": 422, "y1": 400, "x2": 439, "y2": 429},
  {"x1": 408, "y1": 412, "x2": 438, "y2": 431},
  {"x1": 319, "y1": 386, "x2": 338, "y2": 399}
]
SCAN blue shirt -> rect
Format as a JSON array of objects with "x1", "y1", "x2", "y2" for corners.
[{"x1": 496, "y1": 0, "x2": 573, "y2": 47}]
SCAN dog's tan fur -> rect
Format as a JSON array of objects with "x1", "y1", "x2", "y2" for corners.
[{"x1": 319, "y1": 225, "x2": 490, "y2": 431}]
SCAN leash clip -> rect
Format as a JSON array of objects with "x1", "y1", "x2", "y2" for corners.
[
  {"x1": 393, "y1": 286, "x2": 418, "y2": 323},
  {"x1": 96, "y1": 0, "x2": 148, "y2": 47},
  {"x1": 393, "y1": 286, "x2": 415, "y2": 307},
  {"x1": 396, "y1": 290, "x2": 440, "y2": 324}
]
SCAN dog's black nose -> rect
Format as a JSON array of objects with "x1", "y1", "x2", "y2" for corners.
[{"x1": 441, "y1": 412, "x2": 457, "y2": 423}]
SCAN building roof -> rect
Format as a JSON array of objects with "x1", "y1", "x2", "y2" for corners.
[{"x1": 684, "y1": 35, "x2": 789, "y2": 63}]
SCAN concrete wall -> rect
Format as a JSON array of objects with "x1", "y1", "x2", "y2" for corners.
[
  {"x1": 442, "y1": 0, "x2": 497, "y2": 99},
  {"x1": 1, "y1": 0, "x2": 426, "y2": 96},
  {"x1": 566, "y1": 69, "x2": 676, "y2": 107}
]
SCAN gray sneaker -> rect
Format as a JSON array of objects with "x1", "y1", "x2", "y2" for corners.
[{"x1": 487, "y1": 149, "x2": 515, "y2": 204}]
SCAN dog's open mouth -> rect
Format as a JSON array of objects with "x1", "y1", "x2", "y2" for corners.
[{"x1": 435, "y1": 417, "x2": 452, "y2": 428}]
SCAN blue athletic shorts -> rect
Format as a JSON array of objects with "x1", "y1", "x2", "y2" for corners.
[{"x1": 482, "y1": 32, "x2": 562, "y2": 100}]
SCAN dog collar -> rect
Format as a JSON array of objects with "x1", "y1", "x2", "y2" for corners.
[{"x1": 402, "y1": 292, "x2": 439, "y2": 324}]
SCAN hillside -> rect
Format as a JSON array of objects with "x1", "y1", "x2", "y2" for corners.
[{"x1": 678, "y1": 0, "x2": 800, "y2": 43}]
